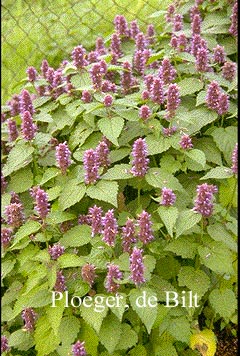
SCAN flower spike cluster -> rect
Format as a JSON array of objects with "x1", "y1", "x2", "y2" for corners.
[
  {"x1": 131, "y1": 138, "x2": 149, "y2": 177},
  {"x1": 193, "y1": 183, "x2": 218, "y2": 217}
]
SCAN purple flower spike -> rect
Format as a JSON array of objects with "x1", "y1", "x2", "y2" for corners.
[
  {"x1": 135, "y1": 32, "x2": 147, "y2": 51},
  {"x1": 102, "y1": 209, "x2": 118, "y2": 247},
  {"x1": 22, "y1": 308, "x2": 37, "y2": 332},
  {"x1": 20, "y1": 89, "x2": 34, "y2": 116},
  {"x1": 177, "y1": 33, "x2": 188, "y2": 52},
  {"x1": 95, "y1": 37, "x2": 107, "y2": 55},
  {"x1": 121, "y1": 61, "x2": 135, "y2": 94},
  {"x1": 96, "y1": 140, "x2": 110, "y2": 168},
  {"x1": 121, "y1": 218, "x2": 136, "y2": 253},
  {"x1": 55, "y1": 142, "x2": 71, "y2": 175},
  {"x1": 48, "y1": 243, "x2": 65, "y2": 260},
  {"x1": 131, "y1": 138, "x2": 149, "y2": 177},
  {"x1": 89, "y1": 63, "x2": 104, "y2": 90},
  {"x1": 213, "y1": 45, "x2": 226, "y2": 64},
  {"x1": 105, "y1": 264, "x2": 122, "y2": 293},
  {"x1": 206, "y1": 81, "x2": 221, "y2": 111},
  {"x1": 162, "y1": 126, "x2": 178, "y2": 137},
  {"x1": 72, "y1": 340, "x2": 87, "y2": 356},
  {"x1": 41, "y1": 59, "x2": 49, "y2": 79},
  {"x1": 130, "y1": 247, "x2": 145, "y2": 285},
  {"x1": 165, "y1": 4, "x2": 175, "y2": 22},
  {"x1": 31, "y1": 186, "x2": 50, "y2": 220},
  {"x1": 137, "y1": 210, "x2": 154, "y2": 244},
  {"x1": 83, "y1": 149, "x2": 99, "y2": 185},
  {"x1": 159, "y1": 58, "x2": 176, "y2": 85},
  {"x1": 229, "y1": 1, "x2": 238, "y2": 37},
  {"x1": 166, "y1": 83, "x2": 181, "y2": 119},
  {"x1": 160, "y1": 187, "x2": 176, "y2": 206},
  {"x1": 191, "y1": 14, "x2": 202, "y2": 34},
  {"x1": 146, "y1": 24, "x2": 155, "y2": 44},
  {"x1": 179, "y1": 134, "x2": 193, "y2": 149},
  {"x1": 1, "y1": 335, "x2": 10, "y2": 352},
  {"x1": 81, "y1": 90, "x2": 92, "y2": 103},
  {"x1": 71, "y1": 45, "x2": 88, "y2": 69},
  {"x1": 150, "y1": 77, "x2": 164, "y2": 105},
  {"x1": 231, "y1": 143, "x2": 238, "y2": 175},
  {"x1": 54, "y1": 270, "x2": 66, "y2": 293},
  {"x1": 114, "y1": 15, "x2": 129, "y2": 37},
  {"x1": 27, "y1": 66, "x2": 38, "y2": 82},
  {"x1": 222, "y1": 61, "x2": 237, "y2": 82},
  {"x1": 103, "y1": 94, "x2": 113, "y2": 107},
  {"x1": 195, "y1": 46, "x2": 209, "y2": 72},
  {"x1": 88, "y1": 205, "x2": 103, "y2": 236},
  {"x1": 7, "y1": 118, "x2": 18, "y2": 142},
  {"x1": 191, "y1": 34, "x2": 203, "y2": 57},
  {"x1": 141, "y1": 90, "x2": 150, "y2": 100},
  {"x1": 217, "y1": 93, "x2": 229, "y2": 115},
  {"x1": 110, "y1": 32, "x2": 122, "y2": 58},
  {"x1": 1, "y1": 227, "x2": 13, "y2": 248},
  {"x1": 170, "y1": 34, "x2": 178, "y2": 49},
  {"x1": 173, "y1": 14, "x2": 183, "y2": 31},
  {"x1": 21, "y1": 111, "x2": 37, "y2": 141},
  {"x1": 139, "y1": 105, "x2": 151, "y2": 121},
  {"x1": 81, "y1": 263, "x2": 96, "y2": 287},
  {"x1": 133, "y1": 50, "x2": 146, "y2": 75},
  {"x1": 193, "y1": 183, "x2": 218, "y2": 217},
  {"x1": 190, "y1": 5, "x2": 201, "y2": 21},
  {"x1": 5, "y1": 202, "x2": 25, "y2": 228},
  {"x1": 1, "y1": 173, "x2": 7, "y2": 194},
  {"x1": 8, "y1": 94, "x2": 21, "y2": 117},
  {"x1": 130, "y1": 20, "x2": 140, "y2": 39}
]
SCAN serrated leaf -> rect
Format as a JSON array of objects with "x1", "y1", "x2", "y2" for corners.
[
  {"x1": 164, "y1": 236, "x2": 198, "y2": 259},
  {"x1": 168, "y1": 316, "x2": 191, "y2": 343},
  {"x1": 159, "y1": 155, "x2": 182, "y2": 174},
  {"x1": 97, "y1": 116, "x2": 124, "y2": 146},
  {"x1": 34, "y1": 315, "x2": 60, "y2": 356},
  {"x1": 99, "y1": 313, "x2": 122, "y2": 354},
  {"x1": 78, "y1": 321, "x2": 98, "y2": 356},
  {"x1": 219, "y1": 176, "x2": 237, "y2": 208},
  {"x1": 110, "y1": 293, "x2": 127, "y2": 322},
  {"x1": 190, "y1": 329, "x2": 216, "y2": 356},
  {"x1": 178, "y1": 266, "x2": 210, "y2": 299},
  {"x1": 154, "y1": 341, "x2": 178, "y2": 356},
  {"x1": 40, "y1": 167, "x2": 60, "y2": 185},
  {"x1": 86, "y1": 180, "x2": 118, "y2": 207},
  {"x1": 109, "y1": 147, "x2": 131, "y2": 163},
  {"x1": 58, "y1": 180, "x2": 86, "y2": 210},
  {"x1": 81, "y1": 297, "x2": 108, "y2": 333},
  {"x1": 116, "y1": 323, "x2": 138, "y2": 350},
  {"x1": 7, "y1": 166, "x2": 33, "y2": 193},
  {"x1": 114, "y1": 108, "x2": 139, "y2": 121},
  {"x1": 210, "y1": 127, "x2": 238, "y2": 165},
  {"x1": 145, "y1": 135, "x2": 172, "y2": 155},
  {"x1": 196, "y1": 90, "x2": 207, "y2": 106},
  {"x1": 157, "y1": 206, "x2": 179, "y2": 237},
  {"x1": 46, "y1": 297, "x2": 66, "y2": 336},
  {"x1": 45, "y1": 211, "x2": 76, "y2": 224},
  {"x1": 46, "y1": 186, "x2": 62, "y2": 201},
  {"x1": 207, "y1": 223, "x2": 237, "y2": 252},
  {"x1": 11, "y1": 221, "x2": 42, "y2": 247},
  {"x1": 201, "y1": 166, "x2": 233, "y2": 180},
  {"x1": 177, "y1": 108, "x2": 218, "y2": 135},
  {"x1": 194, "y1": 137, "x2": 222, "y2": 166},
  {"x1": 148, "y1": 275, "x2": 178, "y2": 302},
  {"x1": 58, "y1": 316, "x2": 80, "y2": 346},
  {"x1": 178, "y1": 78, "x2": 203, "y2": 96},
  {"x1": 2, "y1": 141, "x2": 34, "y2": 177},
  {"x1": 129, "y1": 288, "x2": 157, "y2": 334},
  {"x1": 101, "y1": 164, "x2": 133, "y2": 180},
  {"x1": 57, "y1": 253, "x2": 85, "y2": 268},
  {"x1": 35, "y1": 112, "x2": 53, "y2": 123},
  {"x1": 175, "y1": 210, "x2": 201, "y2": 238},
  {"x1": 8, "y1": 329, "x2": 35, "y2": 351},
  {"x1": 209, "y1": 289, "x2": 237, "y2": 319},
  {"x1": 70, "y1": 72, "x2": 92, "y2": 90},
  {"x1": 185, "y1": 149, "x2": 206, "y2": 169},
  {"x1": 144, "y1": 255, "x2": 157, "y2": 280},
  {"x1": 145, "y1": 168, "x2": 183, "y2": 191},
  {"x1": 128, "y1": 345, "x2": 147, "y2": 356},
  {"x1": 59, "y1": 225, "x2": 91, "y2": 248}
]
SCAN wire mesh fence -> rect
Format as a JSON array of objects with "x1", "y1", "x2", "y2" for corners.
[{"x1": 1, "y1": 0, "x2": 171, "y2": 102}]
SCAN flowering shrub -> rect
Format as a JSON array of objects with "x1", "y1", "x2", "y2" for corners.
[{"x1": 1, "y1": 0, "x2": 238, "y2": 355}]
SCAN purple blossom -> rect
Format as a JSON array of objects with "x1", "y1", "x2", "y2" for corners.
[
  {"x1": 101, "y1": 80, "x2": 117, "y2": 93},
  {"x1": 41, "y1": 59, "x2": 49, "y2": 79},
  {"x1": 150, "y1": 77, "x2": 164, "y2": 105},
  {"x1": 55, "y1": 142, "x2": 71, "y2": 174},
  {"x1": 190, "y1": 5, "x2": 201, "y2": 21},
  {"x1": 99, "y1": 60, "x2": 108, "y2": 75},
  {"x1": 54, "y1": 270, "x2": 66, "y2": 292},
  {"x1": 78, "y1": 214, "x2": 92, "y2": 226},
  {"x1": 130, "y1": 20, "x2": 140, "y2": 39},
  {"x1": 165, "y1": 4, "x2": 175, "y2": 22},
  {"x1": 213, "y1": 45, "x2": 226, "y2": 64},
  {"x1": 206, "y1": 81, "x2": 221, "y2": 111},
  {"x1": 31, "y1": 186, "x2": 50, "y2": 220},
  {"x1": 10, "y1": 191, "x2": 21, "y2": 204},
  {"x1": 8, "y1": 94, "x2": 20, "y2": 116},
  {"x1": 114, "y1": 15, "x2": 129, "y2": 37},
  {"x1": 89, "y1": 63, "x2": 104, "y2": 90},
  {"x1": 1, "y1": 173, "x2": 7, "y2": 194},
  {"x1": 88, "y1": 50, "x2": 99, "y2": 63},
  {"x1": 146, "y1": 24, "x2": 155, "y2": 44},
  {"x1": 231, "y1": 143, "x2": 238, "y2": 174},
  {"x1": 48, "y1": 243, "x2": 65, "y2": 260},
  {"x1": 88, "y1": 205, "x2": 103, "y2": 236},
  {"x1": 121, "y1": 218, "x2": 136, "y2": 253},
  {"x1": 110, "y1": 33, "x2": 122, "y2": 58},
  {"x1": 131, "y1": 138, "x2": 149, "y2": 177},
  {"x1": 177, "y1": 33, "x2": 188, "y2": 52},
  {"x1": 135, "y1": 32, "x2": 147, "y2": 51},
  {"x1": 27, "y1": 66, "x2": 38, "y2": 82},
  {"x1": 103, "y1": 94, "x2": 113, "y2": 107},
  {"x1": 96, "y1": 140, "x2": 110, "y2": 167},
  {"x1": 83, "y1": 149, "x2": 99, "y2": 185},
  {"x1": 46, "y1": 67, "x2": 55, "y2": 86},
  {"x1": 81, "y1": 263, "x2": 96, "y2": 287},
  {"x1": 191, "y1": 34, "x2": 203, "y2": 57},
  {"x1": 105, "y1": 264, "x2": 122, "y2": 293},
  {"x1": 72, "y1": 340, "x2": 87, "y2": 356},
  {"x1": 193, "y1": 183, "x2": 218, "y2": 217},
  {"x1": 71, "y1": 45, "x2": 88, "y2": 69},
  {"x1": 20, "y1": 89, "x2": 34, "y2": 116},
  {"x1": 166, "y1": 83, "x2": 181, "y2": 119},
  {"x1": 217, "y1": 93, "x2": 229, "y2": 115},
  {"x1": 7, "y1": 118, "x2": 18, "y2": 142},
  {"x1": 5, "y1": 202, "x2": 25, "y2": 228},
  {"x1": 22, "y1": 308, "x2": 37, "y2": 332},
  {"x1": 1, "y1": 227, "x2": 13, "y2": 248},
  {"x1": 173, "y1": 14, "x2": 183, "y2": 31},
  {"x1": 130, "y1": 247, "x2": 145, "y2": 285},
  {"x1": 1, "y1": 335, "x2": 10, "y2": 352},
  {"x1": 95, "y1": 37, "x2": 107, "y2": 55},
  {"x1": 144, "y1": 74, "x2": 154, "y2": 91},
  {"x1": 52, "y1": 70, "x2": 65, "y2": 98},
  {"x1": 102, "y1": 209, "x2": 118, "y2": 247},
  {"x1": 21, "y1": 111, "x2": 37, "y2": 141},
  {"x1": 159, "y1": 58, "x2": 177, "y2": 85},
  {"x1": 162, "y1": 126, "x2": 178, "y2": 137},
  {"x1": 141, "y1": 90, "x2": 150, "y2": 100},
  {"x1": 195, "y1": 46, "x2": 209, "y2": 72},
  {"x1": 133, "y1": 50, "x2": 146, "y2": 75},
  {"x1": 137, "y1": 210, "x2": 154, "y2": 244},
  {"x1": 139, "y1": 105, "x2": 151, "y2": 120},
  {"x1": 229, "y1": 1, "x2": 238, "y2": 37},
  {"x1": 121, "y1": 61, "x2": 135, "y2": 94},
  {"x1": 170, "y1": 34, "x2": 178, "y2": 49},
  {"x1": 191, "y1": 14, "x2": 202, "y2": 34},
  {"x1": 81, "y1": 90, "x2": 92, "y2": 103},
  {"x1": 179, "y1": 134, "x2": 193, "y2": 149},
  {"x1": 222, "y1": 61, "x2": 237, "y2": 82},
  {"x1": 160, "y1": 187, "x2": 176, "y2": 206}
]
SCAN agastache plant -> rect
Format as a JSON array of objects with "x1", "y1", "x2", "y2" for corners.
[
  {"x1": 81, "y1": 263, "x2": 97, "y2": 287},
  {"x1": 193, "y1": 183, "x2": 218, "y2": 217},
  {"x1": 137, "y1": 210, "x2": 154, "y2": 244},
  {"x1": 21, "y1": 308, "x2": 37, "y2": 332},
  {"x1": 102, "y1": 209, "x2": 118, "y2": 246},
  {"x1": 4, "y1": 202, "x2": 25, "y2": 228},
  {"x1": 72, "y1": 340, "x2": 87, "y2": 356},
  {"x1": 31, "y1": 186, "x2": 50, "y2": 220},
  {"x1": 55, "y1": 142, "x2": 71, "y2": 174},
  {"x1": 231, "y1": 143, "x2": 238, "y2": 175},
  {"x1": 83, "y1": 149, "x2": 99, "y2": 184},
  {"x1": 121, "y1": 218, "x2": 136, "y2": 253},
  {"x1": 130, "y1": 138, "x2": 149, "y2": 177},
  {"x1": 105, "y1": 264, "x2": 122, "y2": 293},
  {"x1": 88, "y1": 205, "x2": 103, "y2": 236},
  {"x1": 130, "y1": 247, "x2": 145, "y2": 285},
  {"x1": 21, "y1": 111, "x2": 37, "y2": 141},
  {"x1": 54, "y1": 270, "x2": 66, "y2": 293},
  {"x1": 160, "y1": 187, "x2": 176, "y2": 206}
]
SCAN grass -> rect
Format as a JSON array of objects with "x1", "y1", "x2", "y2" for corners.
[{"x1": 1, "y1": 0, "x2": 172, "y2": 103}]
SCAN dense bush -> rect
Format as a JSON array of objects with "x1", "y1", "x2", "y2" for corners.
[{"x1": 1, "y1": 0, "x2": 238, "y2": 355}]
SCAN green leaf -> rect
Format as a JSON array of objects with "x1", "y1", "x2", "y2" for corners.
[
  {"x1": 176, "y1": 108, "x2": 218, "y2": 135},
  {"x1": 201, "y1": 166, "x2": 233, "y2": 180},
  {"x1": 34, "y1": 315, "x2": 60, "y2": 356},
  {"x1": 190, "y1": 329, "x2": 216, "y2": 356},
  {"x1": 196, "y1": 90, "x2": 207, "y2": 106},
  {"x1": 80, "y1": 297, "x2": 108, "y2": 333},
  {"x1": 99, "y1": 313, "x2": 122, "y2": 354},
  {"x1": 145, "y1": 135, "x2": 172, "y2": 155},
  {"x1": 148, "y1": 275, "x2": 178, "y2": 302},
  {"x1": 78, "y1": 321, "x2": 98, "y2": 356},
  {"x1": 110, "y1": 293, "x2": 127, "y2": 322},
  {"x1": 59, "y1": 225, "x2": 91, "y2": 248},
  {"x1": 46, "y1": 297, "x2": 66, "y2": 336},
  {"x1": 69, "y1": 121, "x2": 94, "y2": 150},
  {"x1": 207, "y1": 223, "x2": 237, "y2": 252},
  {"x1": 115, "y1": 107, "x2": 139, "y2": 121},
  {"x1": 2, "y1": 141, "x2": 34, "y2": 177},
  {"x1": 128, "y1": 345, "x2": 147, "y2": 356},
  {"x1": 209, "y1": 289, "x2": 237, "y2": 319},
  {"x1": 40, "y1": 167, "x2": 60, "y2": 185},
  {"x1": 185, "y1": 149, "x2": 206, "y2": 170},
  {"x1": 145, "y1": 168, "x2": 183, "y2": 191},
  {"x1": 97, "y1": 116, "x2": 124, "y2": 146},
  {"x1": 1, "y1": 257, "x2": 16, "y2": 280},
  {"x1": 7, "y1": 166, "x2": 33, "y2": 193},
  {"x1": 175, "y1": 210, "x2": 201, "y2": 238},
  {"x1": 109, "y1": 147, "x2": 131, "y2": 164},
  {"x1": 144, "y1": 255, "x2": 157, "y2": 280},
  {"x1": 101, "y1": 164, "x2": 133, "y2": 180},
  {"x1": 159, "y1": 155, "x2": 182, "y2": 174},
  {"x1": 116, "y1": 323, "x2": 138, "y2": 351},
  {"x1": 194, "y1": 137, "x2": 222, "y2": 165},
  {"x1": 164, "y1": 236, "x2": 198, "y2": 259},
  {"x1": 178, "y1": 78, "x2": 204, "y2": 96},
  {"x1": 154, "y1": 256, "x2": 180, "y2": 280},
  {"x1": 210, "y1": 127, "x2": 238, "y2": 165},
  {"x1": 154, "y1": 341, "x2": 178, "y2": 356},
  {"x1": 219, "y1": 177, "x2": 237, "y2": 208},
  {"x1": 58, "y1": 316, "x2": 80, "y2": 346},
  {"x1": 8, "y1": 329, "x2": 35, "y2": 351},
  {"x1": 168, "y1": 316, "x2": 191, "y2": 343},
  {"x1": 57, "y1": 253, "x2": 86, "y2": 268},
  {"x1": 11, "y1": 221, "x2": 42, "y2": 248},
  {"x1": 157, "y1": 206, "x2": 179, "y2": 237},
  {"x1": 58, "y1": 180, "x2": 86, "y2": 210},
  {"x1": 70, "y1": 72, "x2": 92, "y2": 90},
  {"x1": 86, "y1": 180, "x2": 119, "y2": 207},
  {"x1": 45, "y1": 211, "x2": 76, "y2": 225},
  {"x1": 178, "y1": 266, "x2": 210, "y2": 299},
  {"x1": 46, "y1": 186, "x2": 62, "y2": 201},
  {"x1": 35, "y1": 112, "x2": 53, "y2": 123},
  {"x1": 129, "y1": 287, "x2": 158, "y2": 334}
]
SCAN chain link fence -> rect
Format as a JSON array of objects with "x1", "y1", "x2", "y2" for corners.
[{"x1": 1, "y1": 0, "x2": 171, "y2": 102}]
